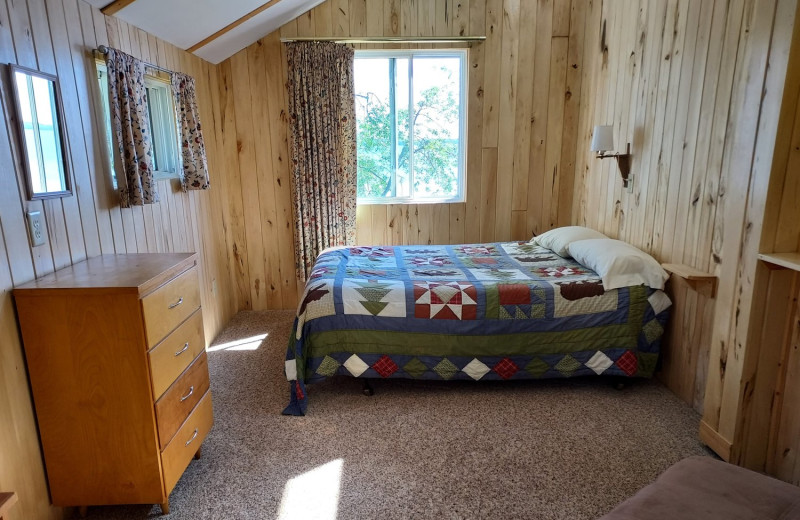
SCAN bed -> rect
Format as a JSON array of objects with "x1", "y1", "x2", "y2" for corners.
[{"x1": 283, "y1": 239, "x2": 671, "y2": 416}]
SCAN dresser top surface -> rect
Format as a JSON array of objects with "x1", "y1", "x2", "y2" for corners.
[{"x1": 14, "y1": 253, "x2": 197, "y2": 296}]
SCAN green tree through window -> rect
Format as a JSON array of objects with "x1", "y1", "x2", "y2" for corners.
[{"x1": 355, "y1": 51, "x2": 466, "y2": 203}]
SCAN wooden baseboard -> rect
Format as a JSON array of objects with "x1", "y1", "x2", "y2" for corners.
[{"x1": 699, "y1": 420, "x2": 733, "y2": 461}]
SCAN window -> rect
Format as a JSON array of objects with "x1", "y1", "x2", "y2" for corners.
[
  {"x1": 96, "y1": 63, "x2": 179, "y2": 188},
  {"x1": 354, "y1": 50, "x2": 467, "y2": 204}
]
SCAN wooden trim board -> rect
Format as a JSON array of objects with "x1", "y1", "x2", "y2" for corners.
[
  {"x1": 100, "y1": 0, "x2": 138, "y2": 16},
  {"x1": 700, "y1": 419, "x2": 733, "y2": 461},
  {"x1": 186, "y1": 0, "x2": 285, "y2": 53}
]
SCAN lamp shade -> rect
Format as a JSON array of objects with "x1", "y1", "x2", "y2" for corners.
[{"x1": 590, "y1": 125, "x2": 614, "y2": 152}]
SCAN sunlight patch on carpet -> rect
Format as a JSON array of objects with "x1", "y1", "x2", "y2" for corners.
[
  {"x1": 207, "y1": 334, "x2": 267, "y2": 352},
  {"x1": 277, "y1": 459, "x2": 343, "y2": 520}
]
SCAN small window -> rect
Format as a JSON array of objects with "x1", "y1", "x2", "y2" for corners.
[
  {"x1": 354, "y1": 50, "x2": 467, "y2": 204},
  {"x1": 96, "y1": 63, "x2": 179, "y2": 188}
]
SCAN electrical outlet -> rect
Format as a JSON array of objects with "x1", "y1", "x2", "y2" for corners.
[{"x1": 27, "y1": 211, "x2": 46, "y2": 247}]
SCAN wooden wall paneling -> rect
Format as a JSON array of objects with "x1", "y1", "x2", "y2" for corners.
[
  {"x1": 494, "y1": 0, "x2": 519, "y2": 241},
  {"x1": 679, "y1": 0, "x2": 728, "y2": 268},
  {"x1": 654, "y1": 0, "x2": 701, "y2": 261},
  {"x1": 692, "y1": 0, "x2": 745, "y2": 271},
  {"x1": 664, "y1": 0, "x2": 713, "y2": 263},
  {"x1": 463, "y1": 0, "x2": 485, "y2": 244},
  {"x1": 715, "y1": 0, "x2": 791, "y2": 450},
  {"x1": 770, "y1": 275, "x2": 800, "y2": 482},
  {"x1": 230, "y1": 50, "x2": 267, "y2": 309},
  {"x1": 509, "y1": 0, "x2": 535, "y2": 221},
  {"x1": 570, "y1": 0, "x2": 600, "y2": 228},
  {"x1": 543, "y1": 35, "x2": 568, "y2": 232},
  {"x1": 526, "y1": 0, "x2": 552, "y2": 238},
  {"x1": 556, "y1": 0, "x2": 584, "y2": 227},
  {"x1": 638, "y1": 0, "x2": 678, "y2": 252},
  {"x1": 481, "y1": 0, "x2": 502, "y2": 149},
  {"x1": 737, "y1": 267, "x2": 796, "y2": 471},
  {"x1": 367, "y1": 0, "x2": 382, "y2": 36},
  {"x1": 649, "y1": 0, "x2": 690, "y2": 257},
  {"x1": 248, "y1": 39, "x2": 284, "y2": 308},
  {"x1": 217, "y1": 60, "x2": 251, "y2": 310},
  {"x1": 453, "y1": 0, "x2": 468, "y2": 37},
  {"x1": 384, "y1": 0, "x2": 399, "y2": 36},
  {"x1": 724, "y1": 0, "x2": 800, "y2": 471}
]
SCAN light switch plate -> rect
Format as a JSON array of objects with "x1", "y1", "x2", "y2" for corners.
[{"x1": 27, "y1": 211, "x2": 46, "y2": 247}]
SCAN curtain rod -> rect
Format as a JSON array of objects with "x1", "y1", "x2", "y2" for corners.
[
  {"x1": 94, "y1": 45, "x2": 174, "y2": 76},
  {"x1": 280, "y1": 36, "x2": 486, "y2": 44}
]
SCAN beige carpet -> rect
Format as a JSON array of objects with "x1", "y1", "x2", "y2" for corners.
[{"x1": 82, "y1": 310, "x2": 711, "y2": 519}]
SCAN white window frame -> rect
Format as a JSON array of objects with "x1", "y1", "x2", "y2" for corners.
[
  {"x1": 354, "y1": 49, "x2": 468, "y2": 205},
  {"x1": 95, "y1": 62, "x2": 180, "y2": 186}
]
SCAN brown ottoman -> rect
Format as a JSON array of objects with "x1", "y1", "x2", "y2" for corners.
[{"x1": 599, "y1": 456, "x2": 800, "y2": 520}]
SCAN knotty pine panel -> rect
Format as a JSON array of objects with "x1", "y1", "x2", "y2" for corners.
[
  {"x1": 0, "y1": 1, "x2": 235, "y2": 518},
  {"x1": 573, "y1": 0, "x2": 800, "y2": 481}
]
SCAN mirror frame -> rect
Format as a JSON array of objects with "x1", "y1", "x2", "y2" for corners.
[{"x1": 8, "y1": 64, "x2": 73, "y2": 200}]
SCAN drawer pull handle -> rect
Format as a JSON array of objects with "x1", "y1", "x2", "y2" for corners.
[
  {"x1": 180, "y1": 385, "x2": 194, "y2": 402},
  {"x1": 185, "y1": 428, "x2": 198, "y2": 446},
  {"x1": 168, "y1": 297, "x2": 184, "y2": 309},
  {"x1": 175, "y1": 343, "x2": 190, "y2": 356}
]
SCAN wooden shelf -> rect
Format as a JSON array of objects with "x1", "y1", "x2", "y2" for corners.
[
  {"x1": 662, "y1": 263, "x2": 717, "y2": 281},
  {"x1": 0, "y1": 492, "x2": 18, "y2": 519},
  {"x1": 661, "y1": 263, "x2": 717, "y2": 297},
  {"x1": 757, "y1": 252, "x2": 800, "y2": 271}
]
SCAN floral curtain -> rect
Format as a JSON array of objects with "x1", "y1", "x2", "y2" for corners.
[
  {"x1": 104, "y1": 48, "x2": 158, "y2": 207},
  {"x1": 286, "y1": 42, "x2": 357, "y2": 281},
  {"x1": 172, "y1": 72, "x2": 210, "y2": 191}
]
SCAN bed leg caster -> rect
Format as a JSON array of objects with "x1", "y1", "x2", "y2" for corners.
[
  {"x1": 362, "y1": 379, "x2": 374, "y2": 396},
  {"x1": 611, "y1": 378, "x2": 627, "y2": 391}
]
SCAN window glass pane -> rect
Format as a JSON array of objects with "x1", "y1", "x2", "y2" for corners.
[
  {"x1": 145, "y1": 87, "x2": 160, "y2": 171},
  {"x1": 355, "y1": 58, "x2": 393, "y2": 199},
  {"x1": 354, "y1": 51, "x2": 465, "y2": 204},
  {"x1": 394, "y1": 58, "x2": 411, "y2": 198},
  {"x1": 411, "y1": 56, "x2": 461, "y2": 199}
]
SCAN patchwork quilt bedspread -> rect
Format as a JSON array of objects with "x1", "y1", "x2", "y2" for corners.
[{"x1": 283, "y1": 241, "x2": 672, "y2": 415}]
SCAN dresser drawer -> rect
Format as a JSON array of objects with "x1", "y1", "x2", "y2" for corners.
[
  {"x1": 155, "y1": 352, "x2": 210, "y2": 450},
  {"x1": 161, "y1": 390, "x2": 213, "y2": 494},
  {"x1": 142, "y1": 267, "x2": 200, "y2": 348},
  {"x1": 149, "y1": 310, "x2": 205, "y2": 400}
]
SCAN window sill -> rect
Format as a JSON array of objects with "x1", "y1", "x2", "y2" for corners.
[{"x1": 357, "y1": 198, "x2": 465, "y2": 206}]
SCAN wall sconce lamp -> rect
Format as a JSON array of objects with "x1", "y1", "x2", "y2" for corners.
[{"x1": 590, "y1": 125, "x2": 633, "y2": 191}]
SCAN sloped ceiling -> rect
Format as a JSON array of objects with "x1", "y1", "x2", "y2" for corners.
[{"x1": 88, "y1": 0, "x2": 325, "y2": 64}]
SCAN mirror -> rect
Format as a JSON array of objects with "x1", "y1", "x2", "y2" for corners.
[{"x1": 9, "y1": 64, "x2": 72, "y2": 199}]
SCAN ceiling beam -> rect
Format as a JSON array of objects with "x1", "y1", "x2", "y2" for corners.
[
  {"x1": 101, "y1": 0, "x2": 138, "y2": 16},
  {"x1": 186, "y1": 0, "x2": 284, "y2": 53}
]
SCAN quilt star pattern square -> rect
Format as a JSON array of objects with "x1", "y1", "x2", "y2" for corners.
[
  {"x1": 283, "y1": 240, "x2": 672, "y2": 415},
  {"x1": 414, "y1": 281, "x2": 478, "y2": 320}
]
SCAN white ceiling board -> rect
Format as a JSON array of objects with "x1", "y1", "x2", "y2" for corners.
[
  {"x1": 85, "y1": 0, "x2": 111, "y2": 7},
  {"x1": 114, "y1": 0, "x2": 269, "y2": 50},
  {"x1": 193, "y1": 0, "x2": 326, "y2": 64}
]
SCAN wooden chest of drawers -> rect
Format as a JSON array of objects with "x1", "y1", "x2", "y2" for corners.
[{"x1": 14, "y1": 253, "x2": 213, "y2": 515}]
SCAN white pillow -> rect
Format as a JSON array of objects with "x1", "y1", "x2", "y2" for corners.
[
  {"x1": 567, "y1": 238, "x2": 668, "y2": 291},
  {"x1": 532, "y1": 226, "x2": 608, "y2": 257}
]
